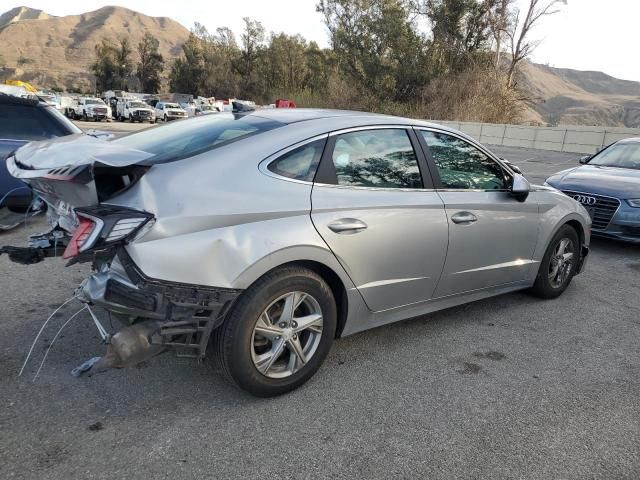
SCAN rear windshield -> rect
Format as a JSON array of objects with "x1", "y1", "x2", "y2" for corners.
[{"x1": 112, "y1": 113, "x2": 284, "y2": 164}]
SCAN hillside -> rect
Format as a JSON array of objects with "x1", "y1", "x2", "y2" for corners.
[
  {"x1": 0, "y1": 5, "x2": 51, "y2": 28},
  {"x1": 0, "y1": 5, "x2": 189, "y2": 91},
  {"x1": 0, "y1": 6, "x2": 639, "y2": 127},
  {"x1": 519, "y1": 61, "x2": 640, "y2": 127}
]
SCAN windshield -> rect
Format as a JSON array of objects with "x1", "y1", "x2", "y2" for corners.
[
  {"x1": 164, "y1": 103, "x2": 180, "y2": 109},
  {"x1": 589, "y1": 142, "x2": 640, "y2": 170},
  {"x1": 85, "y1": 99, "x2": 104, "y2": 105},
  {"x1": 129, "y1": 102, "x2": 147, "y2": 108},
  {"x1": 112, "y1": 113, "x2": 284, "y2": 164}
]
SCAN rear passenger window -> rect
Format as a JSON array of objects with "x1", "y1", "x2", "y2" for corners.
[
  {"x1": 268, "y1": 138, "x2": 326, "y2": 181},
  {"x1": 331, "y1": 129, "x2": 422, "y2": 188}
]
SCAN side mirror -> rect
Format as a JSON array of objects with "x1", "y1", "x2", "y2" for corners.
[
  {"x1": 579, "y1": 155, "x2": 591, "y2": 164},
  {"x1": 500, "y1": 157, "x2": 523, "y2": 174},
  {"x1": 510, "y1": 173, "x2": 530, "y2": 201}
]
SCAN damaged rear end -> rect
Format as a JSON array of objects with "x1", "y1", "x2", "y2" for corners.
[{"x1": 3, "y1": 134, "x2": 241, "y2": 372}]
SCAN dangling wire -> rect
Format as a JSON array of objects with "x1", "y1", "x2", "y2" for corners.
[
  {"x1": 18, "y1": 295, "x2": 79, "y2": 376},
  {"x1": 0, "y1": 186, "x2": 30, "y2": 209},
  {"x1": 33, "y1": 305, "x2": 88, "y2": 381}
]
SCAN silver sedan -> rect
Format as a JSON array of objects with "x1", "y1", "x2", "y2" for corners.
[{"x1": 4, "y1": 109, "x2": 591, "y2": 396}]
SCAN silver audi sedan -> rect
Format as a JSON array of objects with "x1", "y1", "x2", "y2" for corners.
[{"x1": 4, "y1": 109, "x2": 591, "y2": 396}]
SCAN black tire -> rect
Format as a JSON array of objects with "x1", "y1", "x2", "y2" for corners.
[
  {"x1": 529, "y1": 224, "x2": 579, "y2": 299},
  {"x1": 212, "y1": 266, "x2": 337, "y2": 397}
]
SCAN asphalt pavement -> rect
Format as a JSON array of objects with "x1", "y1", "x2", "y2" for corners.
[{"x1": 1, "y1": 144, "x2": 639, "y2": 479}]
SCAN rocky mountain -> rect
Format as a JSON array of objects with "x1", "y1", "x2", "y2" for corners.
[
  {"x1": 518, "y1": 61, "x2": 640, "y2": 128},
  {"x1": 0, "y1": 5, "x2": 189, "y2": 91},
  {"x1": 0, "y1": 5, "x2": 639, "y2": 127},
  {"x1": 0, "y1": 5, "x2": 51, "y2": 29}
]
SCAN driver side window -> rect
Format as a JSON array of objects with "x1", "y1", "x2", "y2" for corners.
[{"x1": 420, "y1": 131, "x2": 507, "y2": 190}]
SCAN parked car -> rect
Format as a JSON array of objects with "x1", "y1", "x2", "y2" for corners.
[
  {"x1": 179, "y1": 100, "x2": 198, "y2": 117},
  {"x1": 3, "y1": 110, "x2": 591, "y2": 396},
  {"x1": 545, "y1": 138, "x2": 640, "y2": 243},
  {"x1": 196, "y1": 104, "x2": 219, "y2": 115},
  {"x1": 73, "y1": 97, "x2": 112, "y2": 122},
  {"x1": 154, "y1": 101, "x2": 187, "y2": 122},
  {"x1": 116, "y1": 99, "x2": 155, "y2": 123},
  {"x1": 0, "y1": 93, "x2": 81, "y2": 211}
]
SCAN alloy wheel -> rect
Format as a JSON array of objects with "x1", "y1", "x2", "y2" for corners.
[
  {"x1": 548, "y1": 237, "x2": 575, "y2": 288},
  {"x1": 250, "y1": 291, "x2": 324, "y2": 379}
]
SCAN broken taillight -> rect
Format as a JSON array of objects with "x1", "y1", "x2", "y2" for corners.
[
  {"x1": 63, "y1": 216, "x2": 102, "y2": 259},
  {"x1": 62, "y1": 206, "x2": 153, "y2": 259}
]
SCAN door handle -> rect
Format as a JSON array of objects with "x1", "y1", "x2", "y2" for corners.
[
  {"x1": 328, "y1": 218, "x2": 368, "y2": 234},
  {"x1": 451, "y1": 212, "x2": 478, "y2": 224}
]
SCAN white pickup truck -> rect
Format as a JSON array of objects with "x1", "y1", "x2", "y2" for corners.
[
  {"x1": 154, "y1": 101, "x2": 188, "y2": 122},
  {"x1": 70, "y1": 97, "x2": 112, "y2": 122},
  {"x1": 116, "y1": 99, "x2": 155, "y2": 123}
]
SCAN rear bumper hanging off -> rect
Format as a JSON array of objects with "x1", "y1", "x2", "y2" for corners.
[{"x1": 79, "y1": 249, "x2": 242, "y2": 360}]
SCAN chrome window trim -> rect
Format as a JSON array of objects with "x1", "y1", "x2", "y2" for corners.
[
  {"x1": 435, "y1": 188, "x2": 511, "y2": 193},
  {"x1": 328, "y1": 124, "x2": 411, "y2": 136},
  {"x1": 259, "y1": 133, "x2": 329, "y2": 185},
  {"x1": 312, "y1": 182, "x2": 437, "y2": 193}
]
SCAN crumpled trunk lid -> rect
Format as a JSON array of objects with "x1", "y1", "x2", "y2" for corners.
[{"x1": 7, "y1": 134, "x2": 153, "y2": 232}]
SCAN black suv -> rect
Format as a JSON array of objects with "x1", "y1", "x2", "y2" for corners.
[{"x1": 0, "y1": 93, "x2": 81, "y2": 211}]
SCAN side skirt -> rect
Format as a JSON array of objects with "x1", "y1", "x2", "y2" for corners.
[{"x1": 341, "y1": 280, "x2": 532, "y2": 337}]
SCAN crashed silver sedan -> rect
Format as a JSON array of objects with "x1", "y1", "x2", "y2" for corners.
[{"x1": 3, "y1": 109, "x2": 591, "y2": 396}]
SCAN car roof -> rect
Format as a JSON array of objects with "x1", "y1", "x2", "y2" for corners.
[
  {"x1": 248, "y1": 108, "x2": 394, "y2": 124},
  {"x1": 246, "y1": 108, "x2": 458, "y2": 130},
  {"x1": 244, "y1": 108, "x2": 468, "y2": 140},
  {"x1": 0, "y1": 92, "x2": 44, "y2": 107},
  {"x1": 616, "y1": 137, "x2": 640, "y2": 144}
]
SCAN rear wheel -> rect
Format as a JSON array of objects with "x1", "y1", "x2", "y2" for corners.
[
  {"x1": 213, "y1": 266, "x2": 336, "y2": 397},
  {"x1": 529, "y1": 225, "x2": 579, "y2": 298}
]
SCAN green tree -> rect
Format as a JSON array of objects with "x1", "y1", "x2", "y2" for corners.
[
  {"x1": 115, "y1": 37, "x2": 134, "y2": 90},
  {"x1": 137, "y1": 32, "x2": 164, "y2": 93},
  {"x1": 317, "y1": 0, "x2": 430, "y2": 101},
  {"x1": 90, "y1": 39, "x2": 118, "y2": 92},
  {"x1": 304, "y1": 42, "x2": 335, "y2": 92},
  {"x1": 236, "y1": 17, "x2": 267, "y2": 99},
  {"x1": 264, "y1": 33, "x2": 308, "y2": 93},
  {"x1": 169, "y1": 32, "x2": 205, "y2": 95}
]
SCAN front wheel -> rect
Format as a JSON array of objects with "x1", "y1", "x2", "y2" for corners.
[
  {"x1": 212, "y1": 266, "x2": 337, "y2": 397},
  {"x1": 529, "y1": 225, "x2": 579, "y2": 299}
]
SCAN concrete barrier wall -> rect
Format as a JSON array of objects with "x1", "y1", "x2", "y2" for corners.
[{"x1": 428, "y1": 120, "x2": 640, "y2": 154}]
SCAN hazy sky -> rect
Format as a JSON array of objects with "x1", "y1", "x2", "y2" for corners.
[{"x1": 2, "y1": 0, "x2": 639, "y2": 82}]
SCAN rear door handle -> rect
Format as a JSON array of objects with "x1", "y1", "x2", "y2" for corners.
[
  {"x1": 451, "y1": 212, "x2": 478, "y2": 224},
  {"x1": 328, "y1": 218, "x2": 368, "y2": 234}
]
